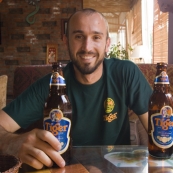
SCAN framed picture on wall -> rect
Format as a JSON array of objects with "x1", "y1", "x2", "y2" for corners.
[
  {"x1": 61, "y1": 19, "x2": 68, "y2": 40},
  {"x1": 46, "y1": 44, "x2": 58, "y2": 64}
]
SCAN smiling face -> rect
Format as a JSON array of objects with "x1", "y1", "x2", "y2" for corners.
[{"x1": 67, "y1": 10, "x2": 110, "y2": 75}]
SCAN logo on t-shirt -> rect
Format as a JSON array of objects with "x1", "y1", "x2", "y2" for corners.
[
  {"x1": 104, "y1": 98, "x2": 115, "y2": 113},
  {"x1": 104, "y1": 113, "x2": 117, "y2": 122}
]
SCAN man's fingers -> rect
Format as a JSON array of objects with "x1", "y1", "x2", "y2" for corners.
[
  {"x1": 34, "y1": 129, "x2": 66, "y2": 168},
  {"x1": 18, "y1": 129, "x2": 66, "y2": 168},
  {"x1": 45, "y1": 149, "x2": 66, "y2": 168},
  {"x1": 36, "y1": 130, "x2": 61, "y2": 151},
  {"x1": 33, "y1": 137, "x2": 66, "y2": 168},
  {"x1": 20, "y1": 152, "x2": 44, "y2": 170},
  {"x1": 19, "y1": 142, "x2": 53, "y2": 169}
]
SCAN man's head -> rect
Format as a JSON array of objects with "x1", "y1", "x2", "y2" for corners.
[
  {"x1": 66, "y1": 8, "x2": 110, "y2": 39},
  {"x1": 65, "y1": 8, "x2": 111, "y2": 75}
]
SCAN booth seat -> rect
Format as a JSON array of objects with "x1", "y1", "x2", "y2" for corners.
[
  {"x1": 0, "y1": 75, "x2": 8, "y2": 109},
  {"x1": 12, "y1": 63, "x2": 173, "y2": 145}
]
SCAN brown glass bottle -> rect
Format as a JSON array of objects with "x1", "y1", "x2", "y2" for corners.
[
  {"x1": 43, "y1": 62, "x2": 72, "y2": 164},
  {"x1": 148, "y1": 62, "x2": 173, "y2": 159}
]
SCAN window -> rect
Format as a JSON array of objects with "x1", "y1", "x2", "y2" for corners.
[
  {"x1": 141, "y1": 0, "x2": 153, "y2": 63},
  {"x1": 153, "y1": 0, "x2": 168, "y2": 63}
]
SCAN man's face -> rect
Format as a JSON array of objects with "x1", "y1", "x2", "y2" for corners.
[{"x1": 67, "y1": 12, "x2": 110, "y2": 75}]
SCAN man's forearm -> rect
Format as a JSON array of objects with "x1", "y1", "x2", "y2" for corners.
[
  {"x1": 138, "y1": 112, "x2": 148, "y2": 132},
  {"x1": 0, "y1": 125, "x2": 20, "y2": 156}
]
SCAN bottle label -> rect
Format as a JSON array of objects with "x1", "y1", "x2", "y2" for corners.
[
  {"x1": 43, "y1": 109, "x2": 71, "y2": 154},
  {"x1": 151, "y1": 106, "x2": 173, "y2": 149},
  {"x1": 154, "y1": 71, "x2": 170, "y2": 84},
  {"x1": 50, "y1": 72, "x2": 66, "y2": 86}
]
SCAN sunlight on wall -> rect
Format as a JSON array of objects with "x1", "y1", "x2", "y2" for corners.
[
  {"x1": 109, "y1": 32, "x2": 117, "y2": 46},
  {"x1": 142, "y1": 0, "x2": 154, "y2": 63}
]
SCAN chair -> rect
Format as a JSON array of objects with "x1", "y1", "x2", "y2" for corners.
[
  {"x1": 129, "y1": 112, "x2": 148, "y2": 146},
  {"x1": 0, "y1": 75, "x2": 8, "y2": 109}
]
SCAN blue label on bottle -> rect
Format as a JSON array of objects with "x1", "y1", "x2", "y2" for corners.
[
  {"x1": 154, "y1": 71, "x2": 169, "y2": 84},
  {"x1": 50, "y1": 72, "x2": 66, "y2": 86},
  {"x1": 151, "y1": 106, "x2": 173, "y2": 149},
  {"x1": 43, "y1": 109, "x2": 71, "y2": 154}
]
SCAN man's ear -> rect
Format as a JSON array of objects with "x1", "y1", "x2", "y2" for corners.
[
  {"x1": 105, "y1": 37, "x2": 111, "y2": 53},
  {"x1": 63, "y1": 34, "x2": 68, "y2": 49}
]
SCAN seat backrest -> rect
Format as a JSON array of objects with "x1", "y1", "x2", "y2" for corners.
[
  {"x1": 13, "y1": 65, "x2": 52, "y2": 99},
  {"x1": 0, "y1": 75, "x2": 8, "y2": 109},
  {"x1": 13, "y1": 62, "x2": 70, "y2": 99}
]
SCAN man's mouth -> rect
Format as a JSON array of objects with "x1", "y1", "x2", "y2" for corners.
[
  {"x1": 77, "y1": 52, "x2": 97, "y2": 60},
  {"x1": 80, "y1": 55, "x2": 95, "y2": 60}
]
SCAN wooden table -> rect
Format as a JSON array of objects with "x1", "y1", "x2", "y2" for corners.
[{"x1": 18, "y1": 145, "x2": 173, "y2": 173}]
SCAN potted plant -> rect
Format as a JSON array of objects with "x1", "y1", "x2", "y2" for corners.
[{"x1": 108, "y1": 42, "x2": 133, "y2": 60}]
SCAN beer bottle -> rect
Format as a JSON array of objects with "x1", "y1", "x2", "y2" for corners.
[
  {"x1": 43, "y1": 62, "x2": 72, "y2": 164},
  {"x1": 148, "y1": 62, "x2": 173, "y2": 159}
]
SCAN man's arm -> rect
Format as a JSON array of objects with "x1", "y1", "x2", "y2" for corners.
[
  {"x1": 0, "y1": 110, "x2": 65, "y2": 169},
  {"x1": 0, "y1": 110, "x2": 20, "y2": 132},
  {"x1": 138, "y1": 112, "x2": 148, "y2": 132}
]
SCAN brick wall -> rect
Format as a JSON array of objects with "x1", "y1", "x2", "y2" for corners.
[{"x1": 0, "y1": 0, "x2": 82, "y2": 97}]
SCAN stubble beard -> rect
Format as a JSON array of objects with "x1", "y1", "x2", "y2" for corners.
[{"x1": 68, "y1": 48, "x2": 106, "y2": 75}]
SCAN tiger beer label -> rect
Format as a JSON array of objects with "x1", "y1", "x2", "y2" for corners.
[
  {"x1": 43, "y1": 109, "x2": 71, "y2": 154},
  {"x1": 154, "y1": 71, "x2": 169, "y2": 84},
  {"x1": 50, "y1": 72, "x2": 66, "y2": 86},
  {"x1": 151, "y1": 106, "x2": 173, "y2": 149}
]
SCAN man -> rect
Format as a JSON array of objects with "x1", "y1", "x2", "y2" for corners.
[{"x1": 0, "y1": 8, "x2": 152, "y2": 169}]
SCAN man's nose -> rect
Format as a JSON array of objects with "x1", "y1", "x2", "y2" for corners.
[{"x1": 81, "y1": 38, "x2": 93, "y2": 51}]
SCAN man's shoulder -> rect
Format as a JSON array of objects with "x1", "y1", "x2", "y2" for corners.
[
  {"x1": 30, "y1": 73, "x2": 51, "y2": 90},
  {"x1": 63, "y1": 62, "x2": 73, "y2": 78},
  {"x1": 104, "y1": 58, "x2": 138, "y2": 72}
]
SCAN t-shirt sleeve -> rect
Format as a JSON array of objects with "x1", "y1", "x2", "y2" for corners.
[
  {"x1": 3, "y1": 73, "x2": 51, "y2": 128},
  {"x1": 124, "y1": 62, "x2": 153, "y2": 115}
]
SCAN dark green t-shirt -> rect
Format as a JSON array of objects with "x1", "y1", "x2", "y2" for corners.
[{"x1": 3, "y1": 58, "x2": 152, "y2": 145}]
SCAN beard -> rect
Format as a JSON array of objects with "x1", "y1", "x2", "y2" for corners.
[{"x1": 68, "y1": 48, "x2": 106, "y2": 75}]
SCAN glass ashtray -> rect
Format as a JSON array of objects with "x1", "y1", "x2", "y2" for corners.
[{"x1": 0, "y1": 154, "x2": 22, "y2": 173}]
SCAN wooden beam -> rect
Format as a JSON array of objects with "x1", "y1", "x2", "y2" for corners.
[
  {"x1": 109, "y1": 23, "x2": 126, "y2": 26},
  {"x1": 102, "y1": 13, "x2": 119, "y2": 18},
  {"x1": 84, "y1": 6, "x2": 130, "y2": 13},
  {"x1": 83, "y1": 0, "x2": 131, "y2": 12}
]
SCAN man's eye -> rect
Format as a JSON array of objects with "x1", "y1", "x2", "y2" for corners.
[
  {"x1": 75, "y1": 35, "x2": 83, "y2": 39},
  {"x1": 94, "y1": 36, "x2": 101, "y2": 40}
]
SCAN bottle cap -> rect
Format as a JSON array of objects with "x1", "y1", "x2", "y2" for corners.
[{"x1": 156, "y1": 62, "x2": 167, "y2": 69}]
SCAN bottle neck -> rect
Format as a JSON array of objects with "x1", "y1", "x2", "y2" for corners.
[
  {"x1": 49, "y1": 62, "x2": 66, "y2": 96},
  {"x1": 155, "y1": 63, "x2": 167, "y2": 75},
  {"x1": 153, "y1": 84, "x2": 170, "y2": 93},
  {"x1": 155, "y1": 69, "x2": 166, "y2": 76},
  {"x1": 153, "y1": 65, "x2": 171, "y2": 93},
  {"x1": 154, "y1": 69, "x2": 169, "y2": 84},
  {"x1": 50, "y1": 85, "x2": 66, "y2": 95}
]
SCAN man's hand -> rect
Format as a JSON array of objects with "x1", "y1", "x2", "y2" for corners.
[{"x1": 0, "y1": 126, "x2": 65, "y2": 169}]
